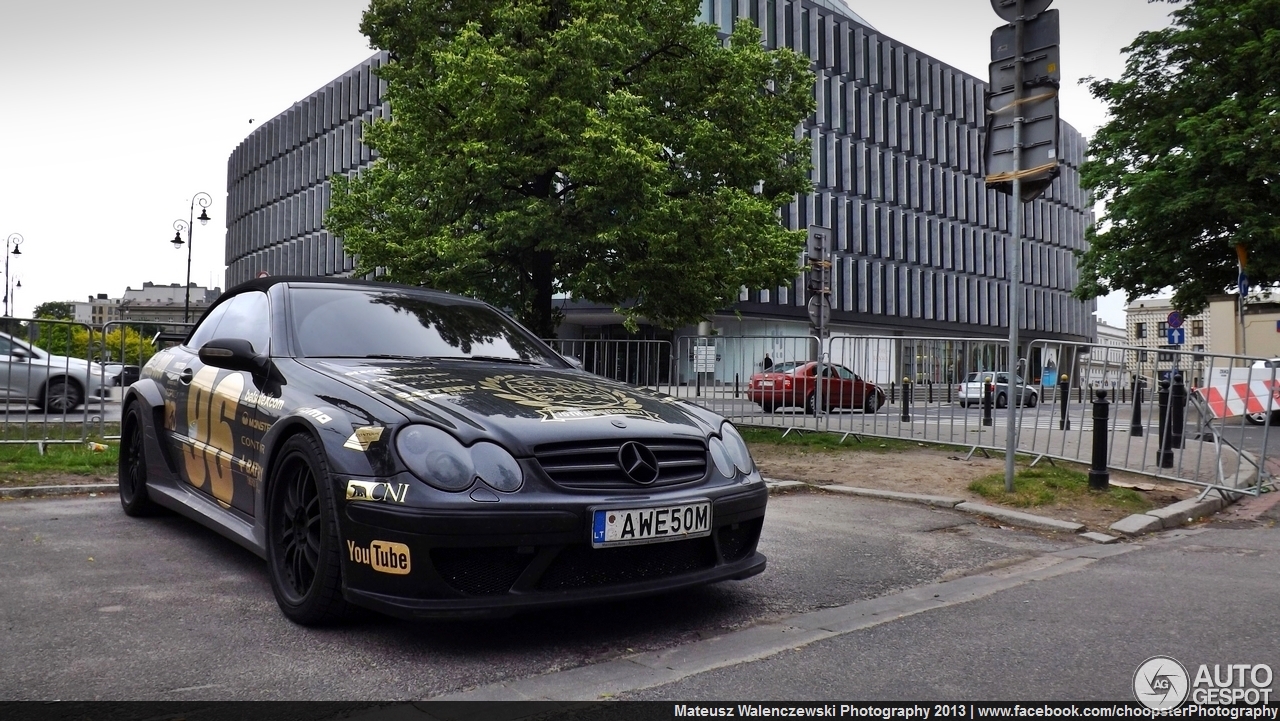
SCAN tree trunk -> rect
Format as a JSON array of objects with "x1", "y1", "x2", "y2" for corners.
[{"x1": 529, "y1": 248, "x2": 555, "y2": 338}]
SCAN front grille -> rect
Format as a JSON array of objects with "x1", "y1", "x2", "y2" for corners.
[
  {"x1": 537, "y1": 537, "x2": 718, "y2": 591},
  {"x1": 717, "y1": 517, "x2": 764, "y2": 563},
  {"x1": 430, "y1": 547, "x2": 533, "y2": 596},
  {"x1": 535, "y1": 438, "x2": 708, "y2": 490}
]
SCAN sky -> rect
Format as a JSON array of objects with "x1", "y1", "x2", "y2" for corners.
[{"x1": 0, "y1": 0, "x2": 1178, "y2": 327}]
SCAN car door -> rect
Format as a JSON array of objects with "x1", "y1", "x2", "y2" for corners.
[
  {"x1": 171, "y1": 292, "x2": 271, "y2": 515},
  {"x1": 830, "y1": 365, "x2": 857, "y2": 408}
]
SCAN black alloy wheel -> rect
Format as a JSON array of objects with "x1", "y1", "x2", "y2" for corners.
[
  {"x1": 118, "y1": 404, "x2": 159, "y2": 517},
  {"x1": 266, "y1": 434, "x2": 349, "y2": 625},
  {"x1": 863, "y1": 393, "x2": 878, "y2": 414}
]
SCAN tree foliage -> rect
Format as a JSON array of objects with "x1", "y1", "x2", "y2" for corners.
[
  {"x1": 326, "y1": 0, "x2": 814, "y2": 336},
  {"x1": 1076, "y1": 0, "x2": 1280, "y2": 312},
  {"x1": 32, "y1": 301, "x2": 73, "y2": 320}
]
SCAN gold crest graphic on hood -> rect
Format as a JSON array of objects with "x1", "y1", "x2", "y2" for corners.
[{"x1": 480, "y1": 374, "x2": 664, "y2": 422}]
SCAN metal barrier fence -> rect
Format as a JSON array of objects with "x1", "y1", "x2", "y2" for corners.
[
  {"x1": 0, "y1": 317, "x2": 104, "y2": 448},
  {"x1": 556, "y1": 334, "x2": 1275, "y2": 497},
  {"x1": 542, "y1": 339, "x2": 674, "y2": 387},
  {"x1": 0, "y1": 318, "x2": 194, "y2": 447}
]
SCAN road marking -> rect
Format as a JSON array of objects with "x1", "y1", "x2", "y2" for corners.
[
  {"x1": 166, "y1": 683, "x2": 222, "y2": 693},
  {"x1": 434, "y1": 546, "x2": 1139, "y2": 701}
]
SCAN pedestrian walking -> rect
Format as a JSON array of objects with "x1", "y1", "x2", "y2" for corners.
[{"x1": 762, "y1": 353, "x2": 774, "y2": 370}]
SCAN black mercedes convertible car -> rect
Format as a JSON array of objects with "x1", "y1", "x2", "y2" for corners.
[{"x1": 119, "y1": 277, "x2": 767, "y2": 625}]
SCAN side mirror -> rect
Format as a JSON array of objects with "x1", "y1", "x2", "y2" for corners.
[
  {"x1": 199, "y1": 338, "x2": 271, "y2": 377},
  {"x1": 10, "y1": 348, "x2": 29, "y2": 362}
]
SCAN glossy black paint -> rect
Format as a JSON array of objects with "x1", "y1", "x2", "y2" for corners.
[{"x1": 123, "y1": 278, "x2": 767, "y2": 619}]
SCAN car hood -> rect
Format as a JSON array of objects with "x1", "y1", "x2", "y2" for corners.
[{"x1": 300, "y1": 358, "x2": 719, "y2": 447}]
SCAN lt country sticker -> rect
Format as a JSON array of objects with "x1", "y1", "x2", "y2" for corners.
[{"x1": 347, "y1": 539, "x2": 411, "y2": 575}]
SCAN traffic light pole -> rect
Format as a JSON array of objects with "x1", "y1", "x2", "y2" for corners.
[{"x1": 1003, "y1": 0, "x2": 1026, "y2": 494}]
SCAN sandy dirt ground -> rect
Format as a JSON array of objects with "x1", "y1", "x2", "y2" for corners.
[{"x1": 750, "y1": 444, "x2": 1199, "y2": 533}]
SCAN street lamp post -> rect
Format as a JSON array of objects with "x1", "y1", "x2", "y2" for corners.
[
  {"x1": 4, "y1": 233, "x2": 24, "y2": 317},
  {"x1": 170, "y1": 192, "x2": 212, "y2": 323}
]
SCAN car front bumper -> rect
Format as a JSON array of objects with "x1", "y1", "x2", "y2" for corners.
[{"x1": 337, "y1": 482, "x2": 769, "y2": 619}]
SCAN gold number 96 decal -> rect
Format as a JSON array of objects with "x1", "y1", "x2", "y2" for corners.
[{"x1": 183, "y1": 367, "x2": 245, "y2": 505}]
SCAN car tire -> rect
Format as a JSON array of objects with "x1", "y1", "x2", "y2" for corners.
[
  {"x1": 863, "y1": 394, "x2": 878, "y2": 414},
  {"x1": 118, "y1": 404, "x2": 160, "y2": 517},
  {"x1": 996, "y1": 393, "x2": 1007, "y2": 409},
  {"x1": 1026, "y1": 393, "x2": 1038, "y2": 408},
  {"x1": 40, "y1": 378, "x2": 83, "y2": 414},
  {"x1": 805, "y1": 391, "x2": 818, "y2": 415},
  {"x1": 1245, "y1": 411, "x2": 1271, "y2": 426},
  {"x1": 759, "y1": 402, "x2": 775, "y2": 413},
  {"x1": 266, "y1": 434, "x2": 350, "y2": 626}
]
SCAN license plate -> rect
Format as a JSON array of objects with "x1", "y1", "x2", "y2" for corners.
[
  {"x1": 591, "y1": 502, "x2": 712, "y2": 548},
  {"x1": 761, "y1": 381, "x2": 774, "y2": 388}
]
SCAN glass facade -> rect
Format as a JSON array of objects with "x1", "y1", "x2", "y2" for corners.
[{"x1": 225, "y1": 1, "x2": 1094, "y2": 341}]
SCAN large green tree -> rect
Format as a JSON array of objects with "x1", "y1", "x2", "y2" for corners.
[
  {"x1": 1075, "y1": 0, "x2": 1280, "y2": 312},
  {"x1": 326, "y1": 0, "x2": 814, "y2": 336}
]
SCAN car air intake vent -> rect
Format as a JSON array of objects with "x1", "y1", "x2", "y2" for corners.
[
  {"x1": 534, "y1": 438, "x2": 708, "y2": 490},
  {"x1": 537, "y1": 538, "x2": 718, "y2": 591},
  {"x1": 717, "y1": 517, "x2": 764, "y2": 563},
  {"x1": 430, "y1": 547, "x2": 532, "y2": 596}
]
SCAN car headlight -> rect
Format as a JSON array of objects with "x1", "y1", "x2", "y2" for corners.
[
  {"x1": 709, "y1": 437, "x2": 735, "y2": 478},
  {"x1": 396, "y1": 425, "x2": 476, "y2": 492},
  {"x1": 395, "y1": 426, "x2": 524, "y2": 493},
  {"x1": 719, "y1": 422, "x2": 754, "y2": 475},
  {"x1": 471, "y1": 441, "x2": 523, "y2": 492}
]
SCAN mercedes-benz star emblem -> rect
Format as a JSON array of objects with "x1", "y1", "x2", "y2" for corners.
[{"x1": 618, "y1": 441, "x2": 660, "y2": 485}]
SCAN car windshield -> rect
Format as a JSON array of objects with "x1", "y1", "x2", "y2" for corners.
[
  {"x1": 289, "y1": 287, "x2": 559, "y2": 364},
  {"x1": 769, "y1": 362, "x2": 805, "y2": 373}
]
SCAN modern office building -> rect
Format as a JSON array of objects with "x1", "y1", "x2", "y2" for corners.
[{"x1": 225, "y1": 1, "x2": 1095, "y2": 375}]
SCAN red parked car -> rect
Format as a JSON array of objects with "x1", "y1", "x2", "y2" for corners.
[{"x1": 747, "y1": 361, "x2": 885, "y2": 414}]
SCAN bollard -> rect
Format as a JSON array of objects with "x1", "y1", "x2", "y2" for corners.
[
  {"x1": 1170, "y1": 373, "x2": 1187, "y2": 449},
  {"x1": 1157, "y1": 379, "x2": 1174, "y2": 469},
  {"x1": 901, "y1": 377, "x2": 912, "y2": 422},
  {"x1": 982, "y1": 378, "x2": 994, "y2": 426},
  {"x1": 1089, "y1": 389, "x2": 1111, "y2": 490},
  {"x1": 734, "y1": 373, "x2": 739, "y2": 399},
  {"x1": 947, "y1": 381, "x2": 953, "y2": 404},
  {"x1": 1058, "y1": 374, "x2": 1071, "y2": 430},
  {"x1": 1129, "y1": 378, "x2": 1145, "y2": 437},
  {"x1": 889, "y1": 381, "x2": 896, "y2": 405},
  {"x1": 927, "y1": 380, "x2": 933, "y2": 404}
]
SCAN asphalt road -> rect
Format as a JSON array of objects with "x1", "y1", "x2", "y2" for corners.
[{"x1": 0, "y1": 492, "x2": 1079, "y2": 701}]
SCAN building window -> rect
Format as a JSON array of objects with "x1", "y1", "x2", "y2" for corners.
[
  {"x1": 1192, "y1": 319, "x2": 1204, "y2": 337},
  {"x1": 1157, "y1": 321, "x2": 1168, "y2": 335},
  {"x1": 1158, "y1": 346, "x2": 1174, "y2": 363},
  {"x1": 1139, "y1": 350, "x2": 1149, "y2": 363},
  {"x1": 1135, "y1": 322, "x2": 1146, "y2": 339}
]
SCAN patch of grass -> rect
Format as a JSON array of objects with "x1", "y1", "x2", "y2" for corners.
[
  {"x1": 0, "y1": 440, "x2": 119, "y2": 485},
  {"x1": 739, "y1": 426, "x2": 940, "y2": 453},
  {"x1": 968, "y1": 465, "x2": 1150, "y2": 512}
]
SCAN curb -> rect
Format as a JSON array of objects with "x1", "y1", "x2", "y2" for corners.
[
  {"x1": 775, "y1": 480, "x2": 1244, "y2": 544},
  {"x1": 0, "y1": 483, "x2": 116, "y2": 500}
]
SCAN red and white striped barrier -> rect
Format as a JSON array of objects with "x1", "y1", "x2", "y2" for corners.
[{"x1": 1195, "y1": 368, "x2": 1280, "y2": 419}]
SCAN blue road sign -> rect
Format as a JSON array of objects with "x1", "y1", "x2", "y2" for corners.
[
  {"x1": 1166, "y1": 328, "x2": 1186, "y2": 345},
  {"x1": 1166, "y1": 311, "x2": 1183, "y2": 329}
]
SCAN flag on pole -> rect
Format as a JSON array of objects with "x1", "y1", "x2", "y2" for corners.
[{"x1": 1236, "y1": 243, "x2": 1249, "y2": 297}]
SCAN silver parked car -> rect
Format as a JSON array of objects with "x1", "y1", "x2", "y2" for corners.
[
  {"x1": 1246, "y1": 358, "x2": 1280, "y2": 425},
  {"x1": 955, "y1": 371, "x2": 1039, "y2": 408},
  {"x1": 0, "y1": 332, "x2": 110, "y2": 412}
]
